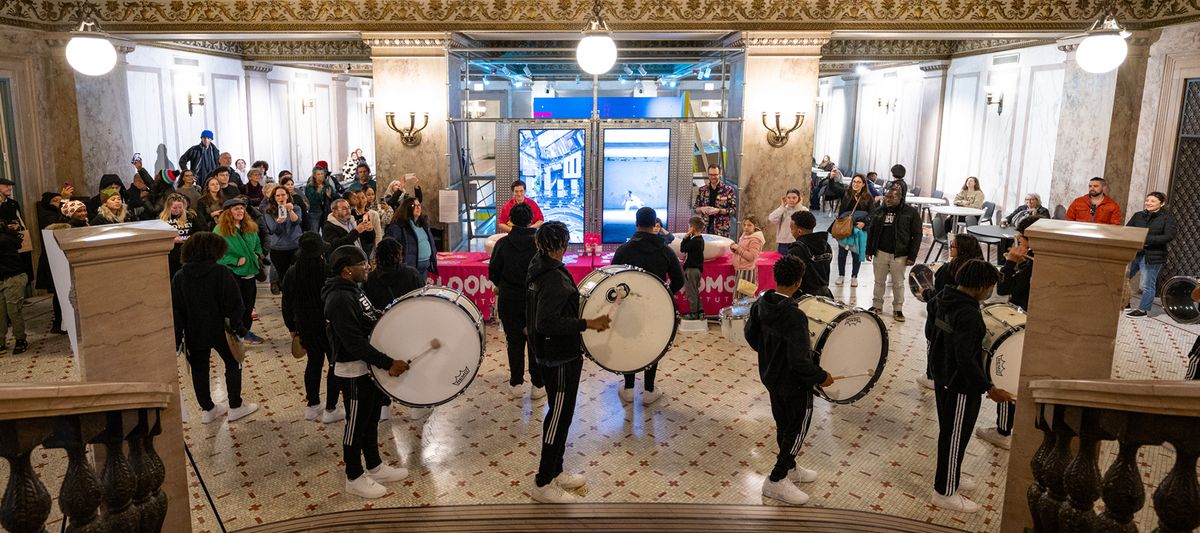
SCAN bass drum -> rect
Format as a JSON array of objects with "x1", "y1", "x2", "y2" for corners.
[
  {"x1": 907, "y1": 262, "x2": 945, "y2": 303},
  {"x1": 720, "y1": 304, "x2": 752, "y2": 347},
  {"x1": 796, "y1": 296, "x2": 889, "y2": 404},
  {"x1": 1162, "y1": 276, "x2": 1200, "y2": 324},
  {"x1": 981, "y1": 303, "x2": 1026, "y2": 398},
  {"x1": 579, "y1": 265, "x2": 679, "y2": 374},
  {"x1": 369, "y1": 286, "x2": 485, "y2": 408}
]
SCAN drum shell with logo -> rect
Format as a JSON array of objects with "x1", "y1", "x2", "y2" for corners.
[
  {"x1": 369, "y1": 286, "x2": 485, "y2": 408},
  {"x1": 720, "y1": 304, "x2": 752, "y2": 346},
  {"x1": 1162, "y1": 276, "x2": 1200, "y2": 324},
  {"x1": 578, "y1": 265, "x2": 679, "y2": 374},
  {"x1": 981, "y1": 303, "x2": 1026, "y2": 397},
  {"x1": 796, "y1": 296, "x2": 889, "y2": 404},
  {"x1": 908, "y1": 262, "x2": 945, "y2": 303}
]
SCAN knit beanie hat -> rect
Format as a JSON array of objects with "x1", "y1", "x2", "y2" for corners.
[
  {"x1": 329, "y1": 245, "x2": 368, "y2": 274},
  {"x1": 159, "y1": 169, "x2": 178, "y2": 186},
  {"x1": 60, "y1": 200, "x2": 86, "y2": 218},
  {"x1": 100, "y1": 188, "x2": 122, "y2": 204}
]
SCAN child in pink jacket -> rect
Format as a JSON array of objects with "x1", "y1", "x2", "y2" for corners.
[{"x1": 730, "y1": 215, "x2": 765, "y2": 301}]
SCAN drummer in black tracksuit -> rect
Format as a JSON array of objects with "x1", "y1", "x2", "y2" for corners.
[
  {"x1": 322, "y1": 245, "x2": 412, "y2": 499},
  {"x1": 744, "y1": 255, "x2": 835, "y2": 506},
  {"x1": 488, "y1": 202, "x2": 544, "y2": 399},
  {"x1": 928, "y1": 259, "x2": 1013, "y2": 514},
  {"x1": 526, "y1": 221, "x2": 611, "y2": 503},
  {"x1": 918, "y1": 233, "x2": 983, "y2": 390},
  {"x1": 786, "y1": 210, "x2": 834, "y2": 298},
  {"x1": 611, "y1": 207, "x2": 685, "y2": 406}
]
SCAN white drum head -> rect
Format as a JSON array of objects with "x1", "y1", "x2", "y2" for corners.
[
  {"x1": 580, "y1": 267, "x2": 678, "y2": 373},
  {"x1": 370, "y1": 291, "x2": 484, "y2": 407},
  {"x1": 815, "y1": 310, "x2": 887, "y2": 403},
  {"x1": 988, "y1": 329, "x2": 1024, "y2": 397}
]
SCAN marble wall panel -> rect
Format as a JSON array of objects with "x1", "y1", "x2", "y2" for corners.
[
  {"x1": 268, "y1": 80, "x2": 294, "y2": 172},
  {"x1": 75, "y1": 56, "x2": 136, "y2": 189},
  {"x1": 1014, "y1": 65, "x2": 1064, "y2": 209},
  {"x1": 1048, "y1": 53, "x2": 1117, "y2": 210},
  {"x1": 314, "y1": 84, "x2": 332, "y2": 162},
  {"x1": 126, "y1": 67, "x2": 168, "y2": 172},
  {"x1": 938, "y1": 72, "x2": 981, "y2": 192},
  {"x1": 913, "y1": 72, "x2": 946, "y2": 193},
  {"x1": 977, "y1": 68, "x2": 1018, "y2": 212},
  {"x1": 212, "y1": 74, "x2": 247, "y2": 159}
]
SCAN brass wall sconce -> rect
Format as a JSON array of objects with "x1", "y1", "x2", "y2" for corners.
[
  {"x1": 815, "y1": 96, "x2": 826, "y2": 115},
  {"x1": 187, "y1": 89, "x2": 205, "y2": 117},
  {"x1": 361, "y1": 97, "x2": 374, "y2": 114},
  {"x1": 876, "y1": 97, "x2": 897, "y2": 113},
  {"x1": 385, "y1": 111, "x2": 430, "y2": 147},
  {"x1": 762, "y1": 111, "x2": 805, "y2": 148},
  {"x1": 985, "y1": 86, "x2": 1004, "y2": 115},
  {"x1": 300, "y1": 96, "x2": 315, "y2": 114}
]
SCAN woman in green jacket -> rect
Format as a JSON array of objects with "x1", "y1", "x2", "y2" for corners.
[{"x1": 216, "y1": 198, "x2": 265, "y2": 345}]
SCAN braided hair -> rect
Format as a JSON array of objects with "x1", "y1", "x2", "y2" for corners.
[
  {"x1": 954, "y1": 259, "x2": 1001, "y2": 290},
  {"x1": 535, "y1": 221, "x2": 570, "y2": 255}
]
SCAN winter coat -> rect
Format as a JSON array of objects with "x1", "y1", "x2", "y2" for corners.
[
  {"x1": 1065, "y1": 195, "x2": 1122, "y2": 225},
  {"x1": 304, "y1": 179, "x2": 337, "y2": 217},
  {"x1": 0, "y1": 228, "x2": 22, "y2": 281},
  {"x1": 178, "y1": 141, "x2": 220, "y2": 186},
  {"x1": 612, "y1": 230, "x2": 685, "y2": 294},
  {"x1": 364, "y1": 264, "x2": 425, "y2": 310},
  {"x1": 322, "y1": 214, "x2": 361, "y2": 253},
  {"x1": 525, "y1": 253, "x2": 587, "y2": 368},
  {"x1": 929, "y1": 286, "x2": 990, "y2": 395},
  {"x1": 322, "y1": 277, "x2": 395, "y2": 375},
  {"x1": 383, "y1": 220, "x2": 439, "y2": 275},
  {"x1": 744, "y1": 289, "x2": 828, "y2": 393},
  {"x1": 998, "y1": 255, "x2": 1034, "y2": 311},
  {"x1": 86, "y1": 174, "x2": 127, "y2": 219},
  {"x1": 923, "y1": 261, "x2": 957, "y2": 342},
  {"x1": 1126, "y1": 209, "x2": 1177, "y2": 265},
  {"x1": 730, "y1": 230, "x2": 765, "y2": 271},
  {"x1": 216, "y1": 227, "x2": 262, "y2": 278},
  {"x1": 786, "y1": 232, "x2": 834, "y2": 298},
  {"x1": 90, "y1": 205, "x2": 132, "y2": 226},
  {"x1": 1003, "y1": 205, "x2": 1050, "y2": 227},
  {"x1": 171, "y1": 261, "x2": 244, "y2": 349},
  {"x1": 488, "y1": 226, "x2": 537, "y2": 297},
  {"x1": 866, "y1": 190, "x2": 922, "y2": 262},
  {"x1": 280, "y1": 260, "x2": 328, "y2": 333}
]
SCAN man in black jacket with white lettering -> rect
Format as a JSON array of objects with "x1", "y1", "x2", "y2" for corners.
[{"x1": 866, "y1": 181, "x2": 922, "y2": 321}]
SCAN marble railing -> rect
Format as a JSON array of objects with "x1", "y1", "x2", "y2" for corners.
[
  {"x1": 1026, "y1": 379, "x2": 1200, "y2": 533},
  {"x1": 0, "y1": 382, "x2": 173, "y2": 533}
]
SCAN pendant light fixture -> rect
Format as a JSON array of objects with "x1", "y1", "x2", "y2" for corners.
[
  {"x1": 66, "y1": 21, "x2": 117, "y2": 77},
  {"x1": 1076, "y1": 10, "x2": 1130, "y2": 74},
  {"x1": 576, "y1": 0, "x2": 617, "y2": 75}
]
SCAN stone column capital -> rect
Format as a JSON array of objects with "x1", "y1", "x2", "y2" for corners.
[
  {"x1": 1056, "y1": 37, "x2": 1082, "y2": 55},
  {"x1": 332, "y1": 74, "x2": 351, "y2": 84},
  {"x1": 361, "y1": 32, "x2": 460, "y2": 57},
  {"x1": 919, "y1": 61, "x2": 950, "y2": 77},
  {"x1": 839, "y1": 74, "x2": 860, "y2": 84},
  {"x1": 242, "y1": 62, "x2": 274, "y2": 76},
  {"x1": 735, "y1": 31, "x2": 831, "y2": 57}
]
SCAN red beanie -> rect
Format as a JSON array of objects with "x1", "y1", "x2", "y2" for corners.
[{"x1": 316, "y1": 160, "x2": 330, "y2": 170}]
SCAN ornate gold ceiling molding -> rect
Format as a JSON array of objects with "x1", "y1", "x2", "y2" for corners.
[
  {"x1": 820, "y1": 38, "x2": 1053, "y2": 61},
  {"x1": 144, "y1": 39, "x2": 371, "y2": 62},
  {"x1": 3, "y1": 0, "x2": 1199, "y2": 33}
]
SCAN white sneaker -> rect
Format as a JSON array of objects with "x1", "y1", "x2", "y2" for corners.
[
  {"x1": 762, "y1": 477, "x2": 810, "y2": 505},
  {"x1": 851, "y1": 278, "x2": 859, "y2": 287},
  {"x1": 227, "y1": 403, "x2": 258, "y2": 422},
  {"x1": 380, "y1": 406, "x2": 391, "y2": 421},
  {"x1": 510, "y1": 385, "x2": 526, "y2": 399},
  {"x1": 916, "y1": 376, "x2": 935, "y2": 390},
  {"x1": 976, "y1": 426, "x2": 1012, "y2": 450},
  {"x1": 345, "y1": 475, "x2": 387, "y2": 499},
  {"x1": 958, "y1": 477, "x2": 978, "y2": 492},
  {"x1": 531, "y1": 386, "x2": 547, "y2": 400},
  {"x1": 305, "y1": 405, "x2": 322, "y2": 421},
  {"x1": 835, "y1": 276, "x2": 844, "y2": 286},
  {"x1": 931, "y1": 491, "x2": 980, "y2": 513},
  {"x1": 532, "y1": 483, "x2": 580, "y2": 503},
  {"x1": 410, "y1": 407, "x2": 432, "y2": 420},
  {"x1": 556, "y1": 472, "x2": 586, "y2": 490},
  {"x1": 787, "y1": 466, "x2": 817, "y2": 483},
  {"x1": 1164, "y1": 442, "x2": 1176, "y2": 453},
  {"x1": 367, "y1": 463, "x2": 410, "y2": 483},
  {"x1": 201, "y1": 404, "x2": 228, "y2": 424},
  {"x1": 641, "y1": 389, "x2": 663, "y2": 406},
  {"x1": 321, "y1": 407, "x2": 346, "y2": 424},
  {"x1": 618, "y1": 387, "x2": 635, "y2": 403}
]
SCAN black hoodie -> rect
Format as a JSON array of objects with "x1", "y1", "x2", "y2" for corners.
[
  {"x1": 786, "y1": 232, "x2": 834, "y2": 298},
  {"x1": 744, "y1": 289, "x2": 828, "y2": 392},
  {"x1": 488, "y1": 225, "x2": 537, "y2": 296},
  {"x1": 612, "y1": 230, "x2": 685, "y2": 294},
  {"x1": 321, "y1": 277, "x2": 395, "y2": 374},
  {"x1": 929, "y1": 286, "x2": 990, "y2": 395},
  {"x1": 525, "y1": 253, "x2": 587, "y2": 368},
  {"x1": 363, "y1": 264, "x2": 425, "y2": 310},
  {"x1": 87, "y1": 174, "x2": 127, "y2": 219},
  {"x1": 171, "y1": 260, "x2": 245, "y2": 349}
]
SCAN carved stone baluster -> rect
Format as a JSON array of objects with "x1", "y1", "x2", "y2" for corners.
[
  {"x1": 0, "y1": 420, "x2": 54, "y2": 533},
  {"x1": 129, "y1": 409, "x2": 167, "y2": 533},
  {"x1": 1151, "y1": 441, "x2": 1200, "y2": 533},
  {"x1": 1058, "y1": 407, "x2": 1102, "y2": 532},
  {"x1": 95, "y1": 411, "x2": 139, "y2": 533},
  {"x1": 1097, "y1": 438, "x2": 1143, "y2": 533},
  {"x1": 42, "y1": 414, "x2": 106, "y2": 533},
  {"x1": 1037, "y1": 405, "x2": 1071, "y2": 533},
  {"x1": 1029, "y1": 403, "x2": 1056, "y2": 533}
]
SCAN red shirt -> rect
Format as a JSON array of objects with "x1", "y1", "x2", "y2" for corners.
[{"x1": 498, "y1": 198, "x2": 544, "y2": 226}]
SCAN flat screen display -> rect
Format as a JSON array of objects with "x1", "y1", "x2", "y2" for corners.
[
  {"x1": 600, "y1": 128, "x2": 672, "y2": 243},
  {"x1": 517, "y1": 129, "x2": 586, "y2": 243},
  {"x1": 533, "y1": 96, "x2": 684, "y2": 119}
]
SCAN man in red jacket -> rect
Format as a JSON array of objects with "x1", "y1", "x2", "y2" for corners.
[{"x1": 1065, "y1": 177, "x2": 1122, "y2": 225}]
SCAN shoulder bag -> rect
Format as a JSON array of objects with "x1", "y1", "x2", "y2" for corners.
[{"x1": 830, "y1": 198, "x2": 859, "y2": 240}]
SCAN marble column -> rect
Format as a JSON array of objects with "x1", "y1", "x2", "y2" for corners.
[
  {"x1": 1101, "y1": 32, "x2": 1156, "y2": 215},
  {"x1": 331, "y1": 74, "x2": 351, "y2": 168},
  {"x1": 735, "y1": 32, "x2": 829, "y2": 247},
  {"x1": 51, "y1": 221, "x2": 192, "y2": 533},
  {"x1": 839, "y1": 75, "x2": 860, "y2": 173},
  {"x1": 997, "y1": 219, "x2": 1147, "y2": 532},
  {"x1": 914, "y1": 62, "x2": 949, "y2": 194},
  {"x1": 242, "y1": 62, "x2": 273, "y2": 164},
  {"x1": 364, "y1": 33, "x2": 454, "y2": 244},
  {"x1": 73, "y1": 39, "x2": 136, "y2": 191}
]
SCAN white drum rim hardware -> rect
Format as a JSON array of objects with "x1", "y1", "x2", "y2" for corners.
[
  {"x1": 981, "y1": 302, "x2": 1026, "y2": 398},
  {"x1": 908, "y1": 262, "x2": 945, "y2": 303},
  {"x1": 1161, "y1": 276, "x2": 1200, "y2": 325},
  {"x1": 368, "y1": 285, "x2": 485, "y2": 408},
  {"x1": 578, "y1": 264, "x2": 680, "y2": 374},
  {"x1": 799, "y1": 295, "x2": 890, "y2": 404}
]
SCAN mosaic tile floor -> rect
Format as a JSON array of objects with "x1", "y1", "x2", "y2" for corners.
[{"x1": 2, "y1": 241, "x2": 1197, "y2": 533}]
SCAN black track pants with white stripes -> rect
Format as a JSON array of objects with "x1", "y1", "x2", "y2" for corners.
[
  {"x1": 536, "y1": 357, "x2": 583, "y2": 487},
  {"x1": 341, "y1": 374, "x2": 384, "y2": 481},
  {"x1": 996, "y1": 401, "x2": 1016, "y2": 436},
  {"x1": 934, "y1": 388, "x2": 982, "y2": 496},
  {"x1": 1187, "y1": 336, "x2": 1200, "y2": 380},
  {"x1": 767, "y1": 389, "x2": 815, "y2": 482}
]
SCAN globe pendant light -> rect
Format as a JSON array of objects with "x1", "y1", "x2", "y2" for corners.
[
  {"x1": 1076, "y1": 12, "x2": 1129, "y2": 74},
  {"x1": 576, "y1": 0, "x2": 616, "y2": 75},
  {"x1": 66, "y1": 21, "x2": 117, "y2": 77}
]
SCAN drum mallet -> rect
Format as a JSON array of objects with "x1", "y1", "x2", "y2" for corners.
[
  {"x1": 407, "y1": 338, "x2": 442, "y2": 364},
  {"x1": 831, "y1": 368, "x2": 876, "y2": 380}
]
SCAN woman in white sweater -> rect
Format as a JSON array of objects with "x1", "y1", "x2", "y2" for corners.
[
  {"x1": 945, "y1": 176, "x2": 986, "y2": 231},
  {"x1": 767, "y1": 188, "x2": 805, "y2": 254}
]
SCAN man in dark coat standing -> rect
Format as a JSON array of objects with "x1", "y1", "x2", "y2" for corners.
[{"x1": 179, "y1": 130, "x2": 220, "y2": 185}]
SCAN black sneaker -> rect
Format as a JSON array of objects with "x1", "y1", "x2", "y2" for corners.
[
  {"x1": 270, "y1": 282, "x2": 281, "y2": 295},
  {"x1": 1126, "y1": 309, "x2": 1147, "y2": 317},
  {"x1": 12, "y1": 340, "x2": 27, "y2": 354},
  {"x1": 894, "y1": 311, "x2": 906, "y2": 322},
  {"x1": 868, "y1": 307, "x2": 883, "y2": 315},
  {"x1": 0, "y1": 344, "x2": 7, "y2": 355}
]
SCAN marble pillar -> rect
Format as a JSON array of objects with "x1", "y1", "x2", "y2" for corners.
[
  {"x1": 73, "y1": 39, "x2": 136, "y2": 191},
  {"x1": 997, "y1": 219, "x2": 1147, "y2": 532},
  {"x1": 838, "y1": 75, "x2": 860, "y2": 173},
  {"x1": 914, "y1": 63, "x2": 949, "y2": 194},
  {"x1": 364, "y1": 33, "x2": 453, "y2": 240},
  {"x1": 1101, "y1": 32, "x2": 1156, "y2": 216},
  {"x1": 242, "y1": 62, "x2": 273, "y2": 164},
  {"x1": 331, "y1": 74, "x2": 351, "y2": 168},
  {"x1": 736, "y1": 32, "x2": 828, "y2": 247},
  {"x1": 52, "y1": 221, "x2": 191, "y2": 533}
]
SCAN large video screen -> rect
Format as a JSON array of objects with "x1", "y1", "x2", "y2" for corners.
[
  {"x1": 518, "y1": 129, "x2": 586, "y2": 243},
  {"x1": 601, "y1": 128, "x2": 672, "y2": 243}
]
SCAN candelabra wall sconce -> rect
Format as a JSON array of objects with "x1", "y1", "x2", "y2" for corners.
[
  {"x1": 876, "y1": 97, "x2": 897, "y2": 113},
  {"x1": 361, "y1": 97, "x2": 374, "y2": 114},
  {"x1": 762, "y1": 111, "x2": 805, "y2": 148},
  {"x1": 385, "y1": 111, "x2": 430, "y2": 147},
  {"x1": 985, "y1": 86, "x2": 1005, "y2": 115},
  {"x1": 300, "y1": 96, "x2": 315, "y2": 114},
  {"x1": 815, "y1": 96, "x2": 826, "y2": 115},
  {"x1": 187, "y1": 89, "x2": 205, "y2": 117}
]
